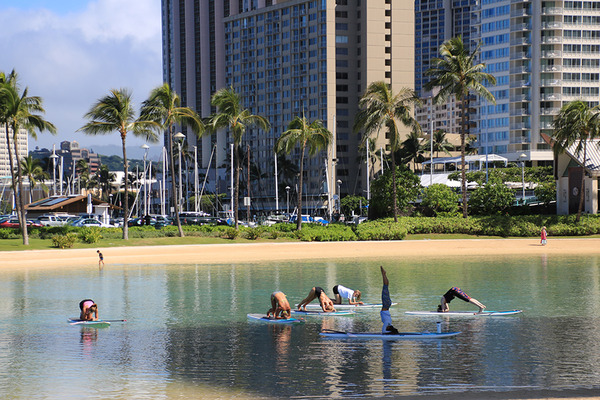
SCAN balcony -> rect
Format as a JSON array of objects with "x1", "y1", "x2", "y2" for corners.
[
  {"x1": 541, "y1": 50, "x2": 562, "y2": 58},
  {"x1": 510, "y1": 79, "x2": 531, "y2": 88},
  {"x1": 510, "y1": 135, "x2": 531, "y2": 144},
  {"x1": 540, "y1": 65, "x2": 562, "y2": 72},
  {"x1": 511, "y1": 23, "x2": 532, "y2": 32},
  {"x1": 510, "y1": 66, "x2": 530, "y2": 74},
  {"x1": 541, "y1": 36, "x2": 562, "y2": 44},
  {"x1": 540, "y1": 108, "x2": 560, "y2": 115},
  {"x1": 511, "y1": 122, "x2": 531, "y2": 130},
  {"x1": 540, "y1": 79, "x2": 561, "y2": 86},
  {"x1": 511, "y1": 9, "x2": 531, "y2": 18},
  {"x1": 510, "y1": 51, "x2": 531, "y2": 60},
  {"x1": 540, "y1": 93, "x2": 562, "y2": 101},
  {"x1": 542, "y1": 7, "x2": 563, "y2": 15},
  {"x1": 510, "y1": 94, "x2": 531, "y2": 102},
  {"x1": 510, "y1": 108, "x2": 530, "y2": 116},
  {"x1": 541, "y1": 22, "x2": 562, "y2": 29},
  {"x1": 510, "y1": 37, "x2": 530, "y2": 46}
]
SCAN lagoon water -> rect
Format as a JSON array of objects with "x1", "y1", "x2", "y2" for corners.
[{"x1": 1, "y1": 253, "x2": 600, "y2": 399}]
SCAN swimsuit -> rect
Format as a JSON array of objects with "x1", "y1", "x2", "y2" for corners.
[
  {"x1": 79, "y1": 299, "x2": 94, "y2": 310},
  {"x1": 314, "y1": 287, "x2": 325, "y2": 298},
  {"x1": 443, "y1": 287, "x2": 471, "y2": 303}
]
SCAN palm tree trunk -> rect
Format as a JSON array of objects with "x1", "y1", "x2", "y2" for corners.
[
  {"x1": 121, "y1": 135, "x2": 129, "y2": 240},
  {"x1": 391, "y1": 152, "x2": 398, "y2": 223},
  {"x1": 460, "y1": 97, "x2": 468, "y2": 218},
  {"x1": 5, "y1": 123, "x2": 27, "y2": 244},
  {"x1": 169, "y1": 126, "x2": 184, "y2": 237},
  {"x1": 234, "y1": 145, "x2": 240, "y2": 229},
  {"x1": 10, "y1": 127, "x2": 28, "y2": 245},
  {"x1": 297, "y1": 147, "x2": 305, "y2": 231},
  {"x1": 576, "y1": 141, "x2": 587, "y2": 223}
]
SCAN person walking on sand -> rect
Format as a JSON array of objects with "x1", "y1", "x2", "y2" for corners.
[
  {"x1": 97, "y1": 250, "x2": 104, "y2": 267},
  {"x1": 267, "y1": 291, "x2": 292, "y2": 319},
  {"x1": 297, "y1": 286, "x2": 336, "y2": 312},
  {"x1": 540, "y1": 226, "x2": 547, "y2": 246},
  {"x1": 332, "y1": 284, "x2": 363, "y2": 305},
  {"x1": 438, "y1": 287, "x2": 486, "y2": 313},
  {"x1": 380, "y1": 266, "x2": 399, "y2": 334}
]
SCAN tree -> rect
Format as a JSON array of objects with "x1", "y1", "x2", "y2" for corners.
[
  {"x1": 468, "y1": 178, "x2": 515, "y2": 215},
  {"x1": 430, "y1": 129, "x2": 454, "y2": 158},
  {"x1": 208, "y1": 87, "x2": 270, "y2": 229},
  {"x1": 20, "y1": 155, "x2": 48, "y2": 202},
  {"x1": 340, "y1": 195, "x2": 368, "y2": 217},
  {"x1": 552, "y1": 100, "x2": 600, "y2": 222},
  {"x1": 95, "y1": 165, "x2": 116, "y2": 201},
  {"x1": 425, "y1": 36, "x2": 496, "y2": 218},
  {"x1": 399, "y1": 128, "x2": 425, "y2": 171},
  {"x1": 369, "y1": 166, "x2": 421, "y2": 219},
  {"x1": 78, "y1": 88, "x2": 159, "y2": 240},
  {"x1": 354, "y1": 81, "x2": 421, "y2": 222},
  {"x1": 140, "y1": 83, "x2": 205, "y2": 237},
  {"x1": 421, "y1": 184, "x2": 460, "y2": 216},
  {"x1": 0, "y1": 70, "x2": 56, "y2": 245},
  {"x1": 275, "y1": 115, "x2": 331, "y2": 230}
]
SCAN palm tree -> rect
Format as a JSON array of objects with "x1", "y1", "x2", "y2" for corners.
[
  {"x1": 430, "y1": 129, "x2": 454, "y2": 158},
  {"x1": 140, "y1": 83, "x2": 204, "y2": 237},
  {"x1": 208, "y1": 87, "x2": 270, "y2": 229},
  {"x1": 78, "y1": 88, "x2": 159, "y2": 240},
  {"x1": 95, "y1": 165, "x2": 116, "y2": 201},
  {"x1": 354, "y1": 81, "x2": 421, "y2": 222},
  {"x1": 400, "y1": 128, "x2": 425, "y2": 171},
  {"x1": 425, "y1": 35, "x2": 496, "y2": 218},
  {"x1": 20, "y1": 155, "x2": 47, "y2": 202},
  {"x1": 0, "y1": 70, "x2": 56, "y2": 245},
  {"x1": 552, "y1": 100, "x2": 600, "y2": 222},
  {"x1": 275, "y1": 115, "x2": 332, "y2": 230}
]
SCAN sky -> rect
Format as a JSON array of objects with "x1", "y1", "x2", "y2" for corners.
[{"x1": 0, "y1": 0, "x2": 164, "y2": 158}]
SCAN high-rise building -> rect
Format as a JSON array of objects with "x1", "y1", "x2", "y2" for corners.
[
  {"x1": 0, "y1": 126, "x2": 28, "y2": 178},
  {"x1": 474, "y1": 0, "x2": 600, "y2": 165},
  {"x1": 161, "y1": 0, "x2": 414, "y2": 215}
]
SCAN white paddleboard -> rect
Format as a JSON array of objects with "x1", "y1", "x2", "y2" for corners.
[
  {"x1": 246, "y1": 313, "x2": 303, "y2": 324},
  {"x1": 320, "y1": 331, "x2": 460, "y2": 340},
  {"x1": 405, "y1": 310, "x2": 523, "y2": 316},
  {"x1": 292, "y1": 310, "x2": 355, "y2": 316},
  {"x1": 68, "y1": 318, "x2": 111, "y2": 327},
  {"x1": 299, "y1": 302, "x2": 397, "y2": 310}
]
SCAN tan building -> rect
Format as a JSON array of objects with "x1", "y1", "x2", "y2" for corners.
[{"x1": 162, "y1": 0, "x2": 414, "y2": 214}]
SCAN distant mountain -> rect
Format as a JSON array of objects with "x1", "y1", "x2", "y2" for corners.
[{"x1": 91, "y1": 144, "x2": 164, "y2": 161}]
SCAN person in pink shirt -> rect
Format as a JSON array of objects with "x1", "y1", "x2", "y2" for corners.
[{"x1": 540, "y1": 226, "x2": 547, "y2": 246}]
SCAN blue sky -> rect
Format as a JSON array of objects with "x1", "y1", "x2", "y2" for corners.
[{"x1": 0, "y1": 0, "x2": 163, "y2": 157}]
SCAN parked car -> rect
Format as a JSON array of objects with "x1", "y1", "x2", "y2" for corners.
[
  {"x1": 0, "y1": 218, "x2": 43, "y2": 228},
  {"x1": 70, "y1": 218, "x2": 104, "y2": 228},
  {"x1": 36, "y1": 215, "x2": 68, "y2": 227}
]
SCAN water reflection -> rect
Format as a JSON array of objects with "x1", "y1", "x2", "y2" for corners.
[{"x1": 0, "y1": 254, "x2": 600, "y2": 398}]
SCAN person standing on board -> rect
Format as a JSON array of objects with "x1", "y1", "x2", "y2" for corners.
[
  {"x1": 332, "y1": 284, "x2": 363, "y2": 305},
  {"x1": 267, "y1": 291, "x2": 292, "y2": 319},
  {"x1": 79, "y1": 299, "x2": 99, "y2": 321},
  {"x1": 438, "y1": 287, "x2": 486, "y2": 313},
  {"x1": 540, "y1": 226, "x2": 547, "y2": 246},
  {"x1": 97, "y1": 250, "x2": 104, "y2": 267},
  {"x1": 380, "y1": 266, "x2": 399, "y2": 334},
  {"x1": 297, "y1": 286, "x2": 336, "y2": 312}
]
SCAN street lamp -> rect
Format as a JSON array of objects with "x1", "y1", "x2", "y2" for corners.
[
  {"x1": 174, "y1": 132, "x2": 185, "y2": 211},
  {"x1": 49, "y1": 145, "x2": 58, "y2": 196},
  {"x1": 285, "y1": 186, "x2": 290, "y2": 214},
  {"x1": 519, "y1": 153, "x2": 527, "y2": 203},
  {"x1": 141, "y1": 144, "x2": 149, "y2": 216},
  {"x1": 336, "y1": 179, "x2": 342, "y2": 211}
]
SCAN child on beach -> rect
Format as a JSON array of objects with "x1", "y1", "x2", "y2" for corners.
[
  {"x1": 97, "y1": 250, "x2": 104, "y2": 267},
  {"x1": 540, "y1": 226, "x2": 547, "y2": 246}
]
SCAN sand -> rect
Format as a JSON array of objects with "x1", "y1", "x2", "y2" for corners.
[
  {"x1": 0, "y1": 237, "x2": 599, "y2": 270},
  {"x1": 2, "y1": 238, "x2": 600, "y2": 399}
]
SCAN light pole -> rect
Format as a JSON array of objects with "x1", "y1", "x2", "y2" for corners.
[
  {"x1": 519, "y1": 153, "x2": 527, "y2": 203},
  {"x1": 50, "y1": 145, "x2": 58, "y2": 196},
  {"x1": 194, "y1": 145, "x2": 198, "y2": 213},
  {"x1": 174, "y1": 132, "x2": 185, "y2": 212},
  {"x1": 285, "y1": 186, "x2": 290, "y2": 214},
  {"x1": 336, "y1": 179, "x2": 342, "y2": 212},
  {"x1": 141, "y1": 144, "x2": 149, "y2": 216}
]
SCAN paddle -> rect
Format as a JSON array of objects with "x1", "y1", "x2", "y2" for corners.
[{"x1": 101, "y1": 319, "x2": 127, "y2": 322}]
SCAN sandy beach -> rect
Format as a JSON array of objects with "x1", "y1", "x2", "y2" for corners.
[{"x1": 0, "y1": 237, "x2": 599, "y2": 270}]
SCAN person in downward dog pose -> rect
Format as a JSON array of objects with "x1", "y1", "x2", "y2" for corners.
[
  {"x1": 438, "y1": 287, "x2": 486, "y2": 313},
  {"x1": 297, "y1": 286, "x2": 336, "y2": 312},
  {"x1": 380, "y1": 267, "x2": 399, "y2": 335},
  {"x1": 267, "y1": 291, "x2": 291, "y2": 319},
  {"x1": 79, "y1": 299, "x2": 99, "y2": 321},
  {"x1": 332, "y1": 284, "x2": 363, "y2": 305}
]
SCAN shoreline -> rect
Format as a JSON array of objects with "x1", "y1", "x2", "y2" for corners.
[{"x1": 1, "y1": 237, "x2": 599, "y2": 270}]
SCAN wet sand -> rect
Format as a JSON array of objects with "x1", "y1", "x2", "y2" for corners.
[{"x1": 0, "y1": 237, "x2": 599, "y2": 270}]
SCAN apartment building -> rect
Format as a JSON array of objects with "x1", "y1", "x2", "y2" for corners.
[
  {"x1": 0, "y1": 126, "x2": 28, "y2": 178},
  {"x1": 161, "y1": 0, "x2": 414, "y2": 214}
]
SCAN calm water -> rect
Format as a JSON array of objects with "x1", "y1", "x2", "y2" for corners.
[{"x1": 1, "y1": 253, "x2": 600, "y2": 399}]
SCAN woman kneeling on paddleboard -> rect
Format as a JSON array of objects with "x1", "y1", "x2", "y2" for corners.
[
  {"x1": 297, "y1": 286, "x2": 336, "y2": 312},
  {"x1": 380, "y1": 267, "x2": 399, "y2": 335},
  {"x1": 267, "y1": 291, "x2": 291, "y2": 319},
  {"x1": 438, "y1": 287, "x2": 486, "y2": 313},
  {"x1": 332, "y1": 285, "x2": 363, "y2": 305},
  {"x1": 79, "y1": 299, "x2": 99, "y2": 321}
]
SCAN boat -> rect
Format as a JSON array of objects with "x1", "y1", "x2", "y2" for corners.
[
  {"x1": 67, "y1": 318, "x2": 111, "y2": 327},
  {"x1": 405, "y1": 310, "x2": 523, "y2": 316},
  {"x1": 247, "y1": 313, "x2": 303, "y2": 324},
  {"x1": 319, "y1": 330, "x2": 460, "y2": 340}
]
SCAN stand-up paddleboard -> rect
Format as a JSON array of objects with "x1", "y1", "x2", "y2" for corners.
[
  {"x1": 319, "y1": 330, "x2": 460, "y2": 340},
  {"x1": 292, "y1": 310, "x2": 355, "y2": 316},
  {"x1": 68, "y1": 318, "x2": 111, "y2": 327},
  {"x1": 247, "y1": 313, "x2": 303, "y2": 324},
  {"x1": 299, "y1": 303, "x2": 397, "y2": 310},
  {"x1": 405, "y1": 310, "x2": 523, "y2": 316}
]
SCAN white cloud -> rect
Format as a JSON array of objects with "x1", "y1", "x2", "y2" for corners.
[{"x1": 0, "y1": 0, "x2": 163, "y2": 153}]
